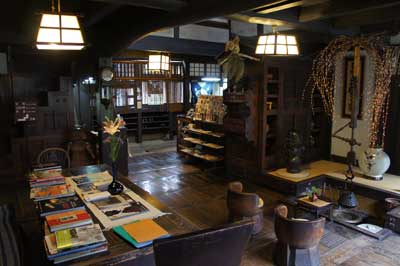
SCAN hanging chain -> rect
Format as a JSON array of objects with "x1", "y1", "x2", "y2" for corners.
[{"x1": 51, "y1": 0, "x2": 55, "y2": 12}]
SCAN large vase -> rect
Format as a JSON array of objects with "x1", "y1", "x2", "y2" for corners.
[
  {"x1": 108, "y1": 162, "x2": 124, "y2": 195},
  {"x1": 359, "y1": 148, "x2": 390, "y2": 180}
]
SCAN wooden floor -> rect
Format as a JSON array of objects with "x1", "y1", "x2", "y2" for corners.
[{"x1": 128, "y1": 151, "x2": 400, "y2": 266}]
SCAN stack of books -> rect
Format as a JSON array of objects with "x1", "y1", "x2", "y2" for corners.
[
  {"x1": 44, "y1": 224, "x2": 108, "y2": 264},
  {"x1": 29, "y1": 168, "x2": 65, "y2": 188},
  {"x1": 113, "y1": 219, "x2": 169, "y2": 248}
]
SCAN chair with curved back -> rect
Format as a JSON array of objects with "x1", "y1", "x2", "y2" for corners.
[
  {"x1": 153, "y1": 220, "x2": 254, "y2": 266},
  {"x1": 36, "y1": 147, "x2": 71, "y2": 169},
  {"x1": 227, "y1": 181, "x2": 264, "y2": 234},
  {"x1": 274, "y1": 204, "x2": 325, "y2": 266}
]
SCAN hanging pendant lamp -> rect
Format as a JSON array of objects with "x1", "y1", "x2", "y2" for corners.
[
  {"x1": 255, "y1": 26, "x2": 299, "y2": 56},
  {"x1": 36, "y1": 0, "x2": 85, "y2": 50},
  {"x1": 148, "y1": 54, "x2": 170, "y2": 72}
]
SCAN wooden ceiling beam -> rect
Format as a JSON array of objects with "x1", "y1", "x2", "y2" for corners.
[
  {"x1": 89, "y1": 0, "x2": 187, "y2": 11},
  {"x1": 253, "y1": 0, "x2": 329, "y2": 14},
  {"x1": 334, "y1": 6, "x2": 400, "y2": 28},
  {"x1": 300, "y1": 0, "x2": 400, "y2": 22},
  {"x1": 228, "y1": 11, "x2": 358, "y2": 35}
]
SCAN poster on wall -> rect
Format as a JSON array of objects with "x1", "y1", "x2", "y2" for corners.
[
  {"x1": 342, "y1": 57, "x2": 365, "y2": 119},
  {"x1": 190, "y1": 81, "x2": 218, "y2": 103}
]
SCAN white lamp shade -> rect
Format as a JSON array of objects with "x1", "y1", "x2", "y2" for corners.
[
  {"x1": 255, "y1": 34, "x2": 299, "y2": 56},
  {"x1": 148, "y1": 54, "x2": 170, "y2": 71},
  {"x1": 36, "y1": 13, "x2": 84, "y2": 50}
]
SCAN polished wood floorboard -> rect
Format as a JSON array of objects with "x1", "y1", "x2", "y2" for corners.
[{"x1": 128, "y1": 151, "x2": 400, "y2": 266}]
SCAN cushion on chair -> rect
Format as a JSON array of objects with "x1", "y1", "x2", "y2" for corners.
[
  {"x1": 0, "y1": 204, "x2": 21, "y2": 266},
  {"x1": 258, "y1": 198, "x2": 264, "y2": 208}
]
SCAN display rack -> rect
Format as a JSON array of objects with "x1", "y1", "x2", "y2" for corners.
[{"x1": 177, "y1": 116, "x2": 225, "y2": 164}]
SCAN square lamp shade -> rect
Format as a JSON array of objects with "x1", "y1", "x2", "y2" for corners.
[
  {"x1": 36, "y1": 13, "x2": 85, "y2": 50},
  {"x1": 148, "y1": 54, "x2": 170, "y2": 72},
  {"x1": 255, "y1": 34, "x2": 299, "y2": 56}
]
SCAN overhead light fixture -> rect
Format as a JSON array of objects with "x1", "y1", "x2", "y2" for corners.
[
  {"x1": 36, "y1": 0, "x2": 85, "y2": 50},
  {"x1": 201, "y1": 77, "x2": 221, "y2": 82},
  {"x1": 148, "y1": 54, "x2": 170, "y2": 72},
  {"x1": 255, "y1": 27, "x2": 299, "y2": 56}
]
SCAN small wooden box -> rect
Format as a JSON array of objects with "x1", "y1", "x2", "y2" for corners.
[{"x1": 385, "y1": 206, "x2": 400, "y2": 233}]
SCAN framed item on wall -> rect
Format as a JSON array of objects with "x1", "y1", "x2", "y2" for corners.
[{"x1": 342, "y1": 56, "x2": 365, "y2": 119}]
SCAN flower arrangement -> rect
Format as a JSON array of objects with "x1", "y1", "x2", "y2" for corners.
[
  {"x1": 103, "y1": 116, "x2": 125, "y2": 162},
  {"x1": 306, "y1": 186, "x2": 322, "y2": 202}
]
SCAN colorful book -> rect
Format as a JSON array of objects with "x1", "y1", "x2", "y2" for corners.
[
  {"x1": 30, "y1": 184, "x2": 75, "y2": 201},
  {"x1": 55, "y1": 224, "x2": 107, "y2": 250},
  {"x1": 46, "y1": 209, "x2": 93, "y2": 232},
  {"x1": 44, "y1": 234, "x2": 106, "y2": 260},
  {"x1": 122, "y1": 219, "x2": 169, "y2": 243},
  {"x1": 37, "y1": 196, "x2": 85, "y2": 217}
]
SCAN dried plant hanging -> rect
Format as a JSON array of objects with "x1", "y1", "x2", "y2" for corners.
[
  {"x1": 369, "y1": 46, "x2": 400, "y2": 147},
  {"x1": 305, "y1": 34, "x2": 399, "y2": 148}
]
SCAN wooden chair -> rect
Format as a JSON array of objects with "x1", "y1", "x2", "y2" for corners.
[
  {"x1": 274, "y1": 204, "x2": 325, "y2": 266},
  {"x1": 153, "y1": 220, "x2": 254, "y2": 266},
  {"x1": 227, "y1": 181, "x2": 264, "y2": 234},
  {"x1": 36, "y1": 147, "x2": 71, "y2": 169}
]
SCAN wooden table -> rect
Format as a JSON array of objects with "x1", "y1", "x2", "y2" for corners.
[
  {"x1": 296, "y1": 196, "x2": 334, "y2": 221},
  {"x1": 16, "y1": 164, "x2": 199, "y2": 266}
]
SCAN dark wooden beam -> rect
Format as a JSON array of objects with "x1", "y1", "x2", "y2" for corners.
[
  {"x1": 300, "y1": 0, "x2": 400, "y2": 22},
  {"x1": 127, "y1": 35, "x2": 225, "y2": 57},
  {"x1": 253, "y1": 0, "x2": 328, "y2": 14},
  {"x1": 334, "y1": 5, "x2": 400, "y2": 27},
  {"x1": 229, "y1": 10, "x2": 358, "y2": 35},
  {"x1": 88, "y1": 0, "x2": 287, "y2": 57},
  {"x1": 83, "y1": 4, "x2": 122, "y2": 27},
  {"x1": 195, "y1": 20, "x2": 230, "y2": 29},
  {"x1": 89, "y1": 0, "x2": 187, "y2": 11}
]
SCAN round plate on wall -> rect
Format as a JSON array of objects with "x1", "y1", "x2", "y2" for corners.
[{"x1": 100, "y1": 67, "x2": 114, "y2": 82}]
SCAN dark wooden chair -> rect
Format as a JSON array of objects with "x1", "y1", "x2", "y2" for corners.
[
  {"x1": 153, "y1": 220, "x2": 254, "y2": 266},
  {"x1": 36, "y1": 147, "x2": 71, "y2": 169},
  {"x1": 227, "y1": 181, "x2": 264, "y2": 234},
  {"x1": 274, "y1": 204, "x2": 325, "y2": 266}
]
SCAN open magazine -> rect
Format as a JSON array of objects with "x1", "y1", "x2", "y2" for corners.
[{"x1": 93, "y1": 193, "x2": 149, "y2": 220}]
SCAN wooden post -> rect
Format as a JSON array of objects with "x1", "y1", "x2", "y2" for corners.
[{"x1": 351, "y1": 46, "x2": 360, "y2": 129}]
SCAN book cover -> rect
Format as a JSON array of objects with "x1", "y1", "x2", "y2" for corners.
[
  {"x1": 30, "y1": 184, "x2": 75, "y2": 201},
  {"x1": 44, "y1": 233, "x2": 106, "y2": 260},
  {"x1": 122, "y1": 219, "x2": 168, "y2": 243},
  {"x1": 100, "y1": 193, "x2": 149, "y2": 220},
  {"x1": 55, "y1": 224, "x2": 106, "y2": 250},
  {"x1": 72, "y1": 176, "x2": 91, "y2": 185},
  {"x1": 77, "y1": 183, "x2": 98, "y2": 193},
  {"x1": 46, "y1": 209, "x2": 92, "y2": 230},
  {"x1": 93, "y1": 195, "x2": 130, "y2": 210},
  {"x1": 37, "y1": 196, "x2": 85, "y2": 217},
  {"x1": 113, "y1": 226, "x2": 152, "y2": 248},
  {"x1": 30, "y1": 169, "x2": 64, "y2": 181}
]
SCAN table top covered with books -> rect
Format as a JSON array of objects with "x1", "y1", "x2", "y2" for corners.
[{"x1": 23, "y1": 164, "x2": 199, "y2": 266}]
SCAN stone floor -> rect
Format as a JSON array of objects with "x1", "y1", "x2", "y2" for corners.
[{"x1": 128, "y1": 151, "x2": 400, "y2": 266}]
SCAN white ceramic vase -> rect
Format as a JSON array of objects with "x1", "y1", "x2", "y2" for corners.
[{"x1": 359, "y1": 148, "x2": 390, "y2": 180}]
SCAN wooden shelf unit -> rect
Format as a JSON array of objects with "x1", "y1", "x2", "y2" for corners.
[
  {"x1": 263, "y1": 66, "x2": 284, "y2": 170},
  {"x1": 111, "y1": 59, "x2": 186, "y2": 143},
  {"x1": 177, "y1": 116, "x2": 225, "y2": 164}
]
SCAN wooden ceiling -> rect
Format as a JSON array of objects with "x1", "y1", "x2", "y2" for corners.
[{"x1": 2, "y1": 0, "x2": 400, "y2": 60}]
